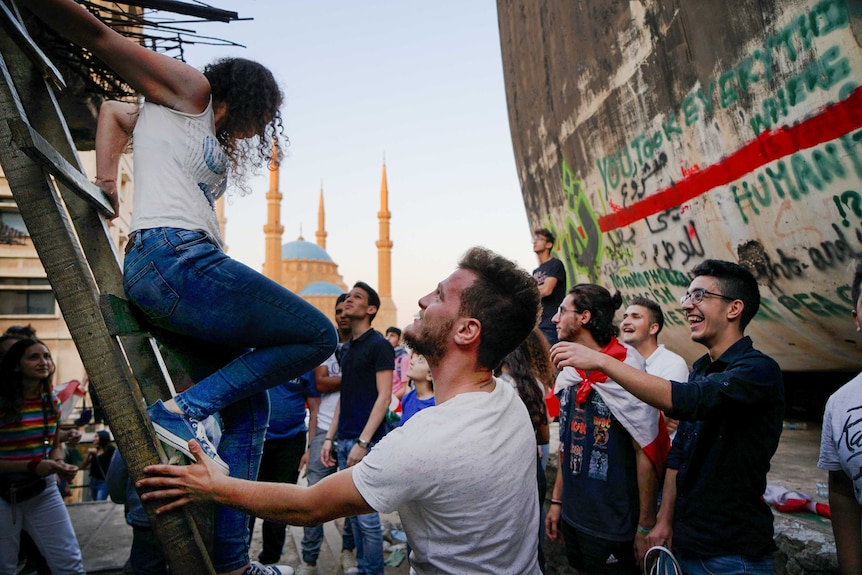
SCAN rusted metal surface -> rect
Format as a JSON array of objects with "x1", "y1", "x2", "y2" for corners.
[{"x1": 498, "y1": 0, "x2": 862, "y2": 370}]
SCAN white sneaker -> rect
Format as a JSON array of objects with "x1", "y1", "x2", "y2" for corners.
[
  {"x1": 244, "y1": 561, "x2": 295, "y2": 575},
  {"x1": 340, "y1": 549, "x2": 359, "y2": 575},
  {"x1": 294, "y1": 564, "x2": 318, "y2": 575}
]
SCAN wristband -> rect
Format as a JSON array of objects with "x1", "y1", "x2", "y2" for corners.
[
  {"x1": 550, "y1": 499, "x2": 562, "y2": 506},
  {"x1": 356, "y1": 439, "x2": 369, "y2": 449},
  {"x1": 27, "y1": 457, "x2": 42, "y2": 474},
  {"x1": 94, "y1": 177, "x2": 116, "y2": 183},
  {"x1": 323, "y1": 437, "x2": 333, "y2": 442},
  {"x1": 636, "y1": 525, "x2": 651, "y2": 535}
]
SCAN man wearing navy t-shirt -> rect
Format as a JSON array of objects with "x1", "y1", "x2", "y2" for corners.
[
  {"x1": 322, "y1": 281, "x2": 393, "y2": 575},
  {"x1": 532, "y1": 228, "x2": 567, "y2": 345}
]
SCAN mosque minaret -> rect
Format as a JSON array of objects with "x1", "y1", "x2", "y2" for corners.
[
  {"x1": 263, "y1": 139, "x2": 284, "y2": 283},
  {"x1": 375, "y1": 161, "x2": 397, "y2": 330},
  {"x1": 260, "y1": 154, "x2": 395, "y2": 328}
]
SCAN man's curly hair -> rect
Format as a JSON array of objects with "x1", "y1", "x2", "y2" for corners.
[
  {"x1": 457, "y1": 247, "x2": 540, "y2": 370},
  {"x1": 203, "y1": 58, "x2": 286, "y2": 195}
]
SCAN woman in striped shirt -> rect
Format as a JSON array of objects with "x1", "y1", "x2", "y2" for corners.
[{"x1": 0, "y1": 338, "x2": 84, "y2": 574}]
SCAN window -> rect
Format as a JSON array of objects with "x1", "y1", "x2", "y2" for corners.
[
  {"x1": 0, "y1": 278, "x2": 55, "y2": 315},
  {"x1": 0, "y1": 202, "x2": 28, "y2": 244}
]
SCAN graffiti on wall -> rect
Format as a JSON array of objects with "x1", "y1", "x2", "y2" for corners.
[{"x1": 533, "y1": 0, "x2": 861, "y2": 369}]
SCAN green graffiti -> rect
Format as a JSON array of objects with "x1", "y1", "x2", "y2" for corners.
[
  {"x1": 732, "y1": 131, "x2": 862, "y2": 224},
  {"x1": 749, "y1": 45, "x2": 852, "y2": 134},
  {"x1": 610, "y1": 268, "x2": 691, "y2": 291},
  {"x1": 597, "y1": 0, "x2": 852, "y2": 192},
  {"x1": 555, "y1": 160, "x2": 602, "y2": 282}
]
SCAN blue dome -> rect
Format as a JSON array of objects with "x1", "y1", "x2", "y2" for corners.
[
  {"x1": 300, "y1": 281, "x2": 345, "y2": 297},
  {"x1": 281, "y1": 240, "x2": 332, "y2": 262}
]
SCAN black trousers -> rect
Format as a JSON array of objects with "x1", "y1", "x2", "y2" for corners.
[{"x1": 249, "y1": 432, "x2": 307, "y2": 563}]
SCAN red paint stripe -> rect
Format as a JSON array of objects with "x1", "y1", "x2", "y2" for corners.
[{"x1": 597, "y1": 86, "x2": 862, "y2": 232}]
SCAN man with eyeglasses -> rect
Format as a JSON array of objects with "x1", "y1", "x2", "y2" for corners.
[
  {"x1": 550, "y1": 260, "x2": 784, "y2": 575},
  {"x1": 532, "y1": 228, "x2": 567, "y2": 345}
]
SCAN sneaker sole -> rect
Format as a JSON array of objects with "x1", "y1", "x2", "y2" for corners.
[{"x1": 152, "y1": 421, "x2": 230, "y2": 475}]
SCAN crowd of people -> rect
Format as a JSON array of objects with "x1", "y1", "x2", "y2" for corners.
[{"x1": 4, "y1": 2, "x2": 862, "y2": 575}]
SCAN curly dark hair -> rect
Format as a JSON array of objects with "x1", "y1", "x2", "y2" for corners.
[
  {"x1": 523, "y1": 327, "x2": 554, "y2": 389},
  {"x1": 0, "y1": 338, "x2": 57, "y2": 425},
  {"x1": 500, "y1": 328, "x2": 550, "y2": 435},
  {"x1": 203, "y1": 58, "x2": 286, "y2": 195},
  {"x1": 691, "y1": 259, "x2": 760, "y2": 330},
  {"x1": 569, "y1": 284, "x2": 623, "y2": 347},
  {"x1": 457, "y1": 247, "x2": 541, "y2": 370}
]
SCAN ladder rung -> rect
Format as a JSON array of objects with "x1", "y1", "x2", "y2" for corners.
[
  {"x1": 100, "y1": 293, "x2": 150, "y2": 337},
  {"x1": 8, "y1": 118, "x2": 115, "y2": 217}
]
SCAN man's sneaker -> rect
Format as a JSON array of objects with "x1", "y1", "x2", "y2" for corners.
[
  {"x1": 146, "y1": 399, "x2": 230, "y2": 475},
  {"x1": 294, "y1": 564, "x2": 318, "y2": 575},
  {"x1": 340, "y1": 549, "x2": 359, "y2": 575},
  {"x1": 244, "y1": 561, "x2": 294, "y2": 575}
]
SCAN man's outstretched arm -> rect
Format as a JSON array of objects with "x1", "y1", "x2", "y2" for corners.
[
  {"x1": 551, "y1": 342, "x2": 673, "y2": 410},
  {"x1": 829, "y1": 470, "x2": 862, "y2": 575},
  {"x1": 137, "y1": 440, "x2": 373, "y2": 525}
]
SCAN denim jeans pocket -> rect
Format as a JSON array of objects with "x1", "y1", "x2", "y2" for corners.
[
  {"x1": 125, "y1": 260, "x2": 180, "y2": 320},
  {"x1": 171, "y1": 229, "x2": 212, "y2": 252}
]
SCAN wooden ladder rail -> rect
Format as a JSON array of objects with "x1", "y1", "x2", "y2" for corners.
[{"x1": 0, "y1": 3, "x2": 216, "y2": 573}]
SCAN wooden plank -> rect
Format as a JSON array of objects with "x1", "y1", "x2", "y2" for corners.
[
  {"x1": 9, "y1": 118, "x2": 114, "y2": 217},
  {"x1": 0, "y1": 31, "x2": 216, "y2": 575},
  {"x1": 100, "y1": 293, "x2": 149, "y2": 336},
  {"x1": 0, "y1": 1, "x2": 65, "y2": 89}
]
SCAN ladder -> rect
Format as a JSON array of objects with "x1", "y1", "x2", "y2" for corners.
[{"x1": 0, "y1": 3, "x2": 216, "y2": 573}]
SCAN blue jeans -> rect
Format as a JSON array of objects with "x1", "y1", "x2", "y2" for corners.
[
  {"x1": 0, "y1": 485, "x2": 85, "y2": 574},
  {"x1": 301, "y1": 427, "x2": 355, "y2": 564},
  {"x1": 89, "y1": 476, "x2": 108, "y2": 501},
  {"x1": 123, "y1": 227, "x2": 337, "y2": 571},
  {"x1": 336, "y1": 438, "x2": 384, "y2": 575},
  {"x1": 676, "y1": 551, "x2": 774, "y2": 575}
]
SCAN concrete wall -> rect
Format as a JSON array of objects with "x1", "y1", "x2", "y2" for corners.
[{"x1": 498, "y1": 0, "x2": 862, "y2": 371}]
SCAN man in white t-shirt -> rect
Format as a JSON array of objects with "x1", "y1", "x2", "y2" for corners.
[
  {"x1": 620, "y1": 296, "x2": 689, "y2": 439},
  {"x1": 138, "y1": 247, "x2": 543, "y2": 574},
  {"x1": 818, "y1": 262, "x2": 862, "y2": 575}
]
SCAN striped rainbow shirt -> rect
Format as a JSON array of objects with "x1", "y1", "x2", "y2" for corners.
[{"x1": 0, "y1": 394, "x2": 60, "y2": 461}]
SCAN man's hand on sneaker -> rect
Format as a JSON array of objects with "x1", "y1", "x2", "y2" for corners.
[{"x1": 137, "y1": 439, "x2": 227, "y2": 514}]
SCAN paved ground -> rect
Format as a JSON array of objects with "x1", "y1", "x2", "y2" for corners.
[
  {"x1": 66, "y1": 488, "x2": 409, "y2": 574},
  {"x1": 64, "y1": 422, "x2": 834, "y2": 574}
]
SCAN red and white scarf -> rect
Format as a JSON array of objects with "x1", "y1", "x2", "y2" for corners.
[{"x1": 555, "y1": 338, "x2": 670, "y2": 473}]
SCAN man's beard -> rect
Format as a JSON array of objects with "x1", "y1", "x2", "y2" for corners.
[{"x1": 404, "y1": 317, "x2": 455, "y2": 365}]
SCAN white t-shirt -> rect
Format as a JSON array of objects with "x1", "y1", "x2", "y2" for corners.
[
  {"x1": 818, "y1": 372, "x2": 862, "y2": 504},
  {"x1": 644, "y1": 345, "x2": 688, "y2": 440},
  {"x1": 131, "y1": 100, "x2": 227, "y2": 246},
  {"x1": 353, "y1": 379, "x2": 540, "y2": 575},
  {"x1": 645, "y1": 344, "x2": 689, "y2": 382},
  {"x1": 316, "y1": 352, "x2": 341, "y2": 431}
]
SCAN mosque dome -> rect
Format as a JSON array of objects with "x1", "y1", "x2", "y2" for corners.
[
  {"x1": 281, "y1": 239, "x2": 332, "y2": 262},
  {"x1": 300, "y1": 281, "x2": 345, "y2": 297}
]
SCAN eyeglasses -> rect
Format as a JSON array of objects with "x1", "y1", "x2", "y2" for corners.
[
  {"x1": 680, "y1": 288, "x2": 736, "y2": 306},
  {"x1": 557, "y1": 305, "x2": 576, "y2": 316}
]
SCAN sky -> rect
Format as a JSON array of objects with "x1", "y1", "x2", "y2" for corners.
[{"x1": 174, "y1": 1, "x2": 536, "y2": 328}]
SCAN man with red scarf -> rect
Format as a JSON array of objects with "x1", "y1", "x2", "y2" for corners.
[{"x1": 546, "y1": 284, "x2": 668, "y2": 575}]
